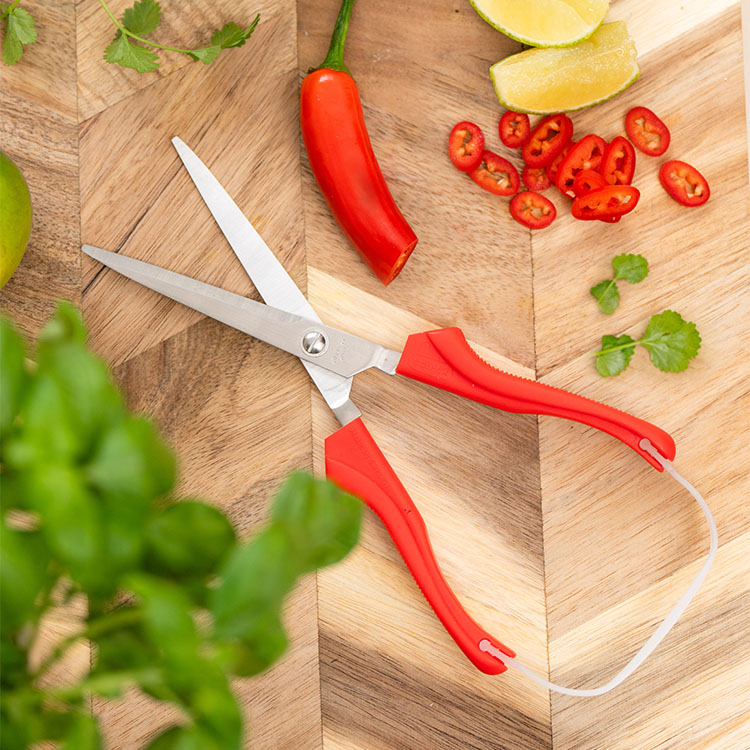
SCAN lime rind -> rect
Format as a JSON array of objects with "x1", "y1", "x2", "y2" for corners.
[
  {"x1": 469, "y1": 0, "x2": 609, "y2": 48},
  {"x1": 492, "y1": 67, "x2": 640, "y2": 115},
  {"x1": 489, "y1": 22, "x2": 640, "y2": 114}
]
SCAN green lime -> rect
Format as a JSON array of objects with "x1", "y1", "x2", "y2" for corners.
[
  {"x1": 490, "y1": 22, "x2": 640, "y2": 114},
  {"x1": 470, "y1": 0, "x2": 610, "y2": 48},
  {"x1": 0, "y1": 149, "x2": 32, "y2": 289}
]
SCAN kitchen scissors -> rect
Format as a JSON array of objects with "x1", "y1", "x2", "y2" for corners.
[{"x1": 83, "y1": 138, "x2": 716, "y2": 697}]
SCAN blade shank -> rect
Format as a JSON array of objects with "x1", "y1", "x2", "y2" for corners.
[{"x1": 82, "y1": 246, "x2": 400, "y2": 381}]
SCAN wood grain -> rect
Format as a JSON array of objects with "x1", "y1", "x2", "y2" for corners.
[
  {"x1": 0, "y1": 0, "x2": 80, "y2": 338},
  {"x1": 0, "y1": 0, "x2": 748, "y2": 748}
]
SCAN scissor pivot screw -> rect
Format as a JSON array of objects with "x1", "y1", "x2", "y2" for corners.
[{"x1": 302, "y1": 330, "x2": 328, "y2": 356}]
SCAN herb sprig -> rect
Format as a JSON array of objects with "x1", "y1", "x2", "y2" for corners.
[
  {"x1": 1, "y1": 1, "x2": 37, "y2": 65},
  {"x1": 1, "y1": 303, "x2": 361, "y2": 749},
  {"x1": 594, "y1": 310, "x2": 701, "y2": 376},
  {"x1": 99, "y1": 0, "x2": 259, "y2": 73},
  {"x1": 590, "y1": 253, "x2": 649, "y2": 314}
]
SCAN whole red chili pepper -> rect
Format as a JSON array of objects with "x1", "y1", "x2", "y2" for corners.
[{"x1": 300, "y1": 0, "x2": 418, "y2": 285}]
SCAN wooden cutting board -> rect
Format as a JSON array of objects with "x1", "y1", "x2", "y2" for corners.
[{"x1": 2, "y1": 0, "x2": 748, "y2": 748}]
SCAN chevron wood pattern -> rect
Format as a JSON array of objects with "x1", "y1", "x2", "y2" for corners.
[{"x1": 1, "y1": 0, "x2": 748, "y2": 748}]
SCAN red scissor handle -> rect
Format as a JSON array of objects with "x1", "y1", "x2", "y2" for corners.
[
  {"x1": 325, "y1": 328, "x2": 677, "y2": 673},
  {"x1": 396, "y1": 328, "x2": 675, "y2": 470},
  {"x1": 325, "y1": 417, "x2": 514, "y2": 674}
]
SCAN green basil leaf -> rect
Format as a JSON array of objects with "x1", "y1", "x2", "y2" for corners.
[
  {"x1": 127, "y1": 574, "x2": 201, "y2": 692},
  {"x1": 217, "y1": 611, "x2": 287, "y2": 677},
  {"x1": 211, "y1": 525, "x2": 298, "y2": 641},
  {"x1": 0, "y1": 317, "x2": 26, "y2": 438},
  {"x1": 61, "y1": 712, "x2": 101, "y2": 750},
  {"x1": 190, "y1": 665, "x2": 242, "y2": 750},
  {"x1": 1, "y1": 637, "x2": 28, "y2": 688},
  {"x1": 36, "y1": 340, "x2": 124, "y2": 457},
  {"x1": 271, "y1": 473, "x2": 361, "y2": 573},
  {"x1": 23, "y1": 465, "x2": 104, "y2": 590},
  {"x1": 38, "y1": 302, "x2": 87, "y2": 346},
  {"x1": 0, "y1": 523, "x2": 50, "y2": 635},
  {"x1": 146, "y1": 501, "x2": 235, "y2": 578},
  {"x1": 99, "y1": 507, "x2": 147, "y2": 583},
  {"x1": 146, "y1": 725, "x2": 222, "y2": 750},
  {"x1": 0, "y1": 472, "x2": 23, "y2": 513},
  {"x1": 87, "y1": 416, "x2": 175, "y2": 502},
  {"x1": 38, "y1": 709, "x2": 75, "y2": 743},
  {"x1": 0, "y1": 688, "x2": 38, "y2": 749},
  {"x1": 11, "y1": 374, "x2": 82, "y2": 464},
  {"x1": 145, "y1": 726, "x2": 194, "y2": 750},
  {"x1": 92, "y1": 625, "x2": 154, "y2": 675}
]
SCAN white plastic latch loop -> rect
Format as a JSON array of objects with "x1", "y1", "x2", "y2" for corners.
[{"x1": 481, "y1": 439, "x2": 718, "y2": 697}]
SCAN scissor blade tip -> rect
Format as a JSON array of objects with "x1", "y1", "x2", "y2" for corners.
[{"x1": 81, "y1": 244, "x2": 112, "y2": 262}]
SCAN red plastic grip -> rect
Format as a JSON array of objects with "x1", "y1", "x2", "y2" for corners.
[
  {"x1": 325, "y1": 417, "x2": 514, "y2": 674},
  {"x1": 396, "y1": 328, "x2": 675, "y2": 471}
]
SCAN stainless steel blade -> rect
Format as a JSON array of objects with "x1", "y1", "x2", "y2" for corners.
[
  {"x1": 170, "y1": 137, "x2": 359, "y2": 423},
  {"x1": 82, "y1": 246, "x2": 401, "y2": 380}
]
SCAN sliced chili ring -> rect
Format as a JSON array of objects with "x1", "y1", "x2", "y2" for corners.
[
  {"x1": 571, "y1": 185, "x2": 640, "y2": 221},
  {"x1": 499, "y1": 110, "x2": 531, "y2": 149},
  {"x1": 625, "y1": 106, "x2": 670, "y2": 157},
  {"x1": 522, "y1": 114, "x2": 573, "y2": 168},
  {"x1": 522, "y1": 165, "x2": 551, "y2": 192},
  {"x1": 572, "y1": 169, "x2": 607, "y2": 197},
  {"x1": 600, "y1": 136, "x2": 636, "y2": 185},
  {"x1": 555, "y1": 134, "x2": 607, "y2": 197},
  {"x1": 547, "y1": 141, "x2": 573, "y2": 184},
  {"x1": 659, "y1": 160, "x2": 710, "y2": 206},
  {"x1": 510, "y1": 191, "x2": 556, "y2": 229},
  {"x1": 469, "y1": 150, "x2": 520, "y2": 197},
  {"x1": 448, "y1": 121, "x2": 485, "y2": 172}
]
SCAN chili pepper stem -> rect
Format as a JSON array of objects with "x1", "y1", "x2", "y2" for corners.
[{"x1": 319, "y1": 0, "x2": 355, "y2": 72}]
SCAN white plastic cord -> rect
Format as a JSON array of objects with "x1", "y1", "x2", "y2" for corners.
[{"x1": 480, "y1": 439, "x2": 718, "y2": 697}]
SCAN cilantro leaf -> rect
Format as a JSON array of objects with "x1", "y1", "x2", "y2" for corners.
[
  {"x1": 187, "y1": 45, "x2": 221, "y2": 64},
  {"x1": 592, "y1": 311, "x2": 701, "y2": 376},
  {"x1": 2, "y1": 6, "x2": 37, "y2": 65},
  {"x1": 104, "y1": 34, "x2": 160, "y2": 73},
  {"x1": 211, "y1": 16, "x2": 260, "y2": 49},
  {"x1": 595, "y1": 334, "x2": 635, "y2": 376},
  {"x1": 122, "y1": 0, "x2": 161, "y2": 36},
  {"x1": 590, "y1": 252, "x2": 649, "y2": 314},
  {"x1": 612, "y1": 253, "x2": 649, "y2": 284},
  {"x1": 640, "y1": 310, "x2": 701, "y2": 372},
  {"x1": 590, "y1": 280, "x2": 620, "y2": 315}
]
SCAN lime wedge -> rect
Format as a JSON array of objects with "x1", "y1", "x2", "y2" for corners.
[
  {"x1": 490, "y1": 22, "x2": 640, "y2": 114},
  {"x1": 470, "y1": 0, "x2": 609, "y2": 48}
]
